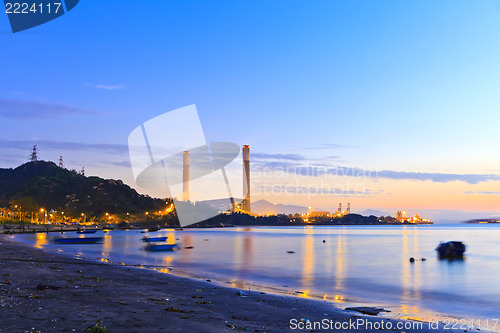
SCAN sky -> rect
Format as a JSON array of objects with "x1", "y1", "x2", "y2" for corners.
[{"x1": 1, "y1": 0, "x2": 500, "y2": 221}]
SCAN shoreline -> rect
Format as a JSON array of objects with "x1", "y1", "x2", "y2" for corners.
[
  {"x1": 0, "y1": 236, "x2": 485, "y2": 333},
  {"x1": 0, "y1": 222, "x2": 435, "y2": 235}
]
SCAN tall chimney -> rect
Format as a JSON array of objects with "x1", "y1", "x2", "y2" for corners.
[
  {"x1": 347, "y1": 202, "x2": 351, "y2": 213},
  {"x1": 242, "y1": 145, "x2": 251, "y2": 212},
  {"x1": 182, "y1": 151, "x2": 189, "y2": 202}
]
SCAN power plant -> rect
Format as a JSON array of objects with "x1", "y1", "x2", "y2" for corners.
[
  {"x1": 180, "y1": 145, "x2": 251, "y2": 212},
  {"x1": 182, "y1": 151, "x2": 189, "y2": 202},
  {"x1": 242, "y1": 145, "x2": 251, "y2": 212},
  {"x1": 333, "y1": 203, "x2": 351, "y2": 217}
]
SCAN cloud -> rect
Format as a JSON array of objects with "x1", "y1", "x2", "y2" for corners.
[
  {"x1": 465, "y1": 191, "x2": 500, "y2": 195},
  {"x1": 85, "y1": 83, "x2": 125, "y2": 90},
  {"x1": 0, "y1": 139, "x2": 128, "y2": 154},
  {"x1": 375, "y1": 170, "x2": 500, "y2": 184},
  {"x1": 109, "y1": 160, "x2": 131, "y2": 168},
  {"x1": 253, "y1": 160, "x2": 500, "y2": 184},
  {"x1": 252, "y1": 152, "x2": 307, "y2": 161},
  {"x1": 256, "y1": 184, "x2": 383, "y2": 197},
  {"x1": 0, "y1": 98, "x2": 98, "y2": 120}
]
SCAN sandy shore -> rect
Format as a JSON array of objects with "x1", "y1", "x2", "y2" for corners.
[{"x1": 0, "y1": 236, "x2": 472, "y2": 333}]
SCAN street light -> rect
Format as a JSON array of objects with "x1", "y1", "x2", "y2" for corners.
[{"x1": 40, "y1": 208, "x2": 46, "y2": 224}]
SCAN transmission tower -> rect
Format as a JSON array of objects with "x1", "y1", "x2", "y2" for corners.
[
  {"x1": 30, "y1": 145, "x2": 38, "y2": 162},
  {"x1": 59, "y1": 156, "x2": 64, "y2": 168}
]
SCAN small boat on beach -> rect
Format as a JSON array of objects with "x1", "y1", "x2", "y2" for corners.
[
  {"x1": 53, "y1": 237, "x2": 103, "y2": 244},
  {"x1": 76, "y1": 230, "x2": 97, "y2": 234},
  {"x1": 436, "y1": 241, "x2": 466, "y2": 258},
  {"x1": 144, "y1": 243, "x2": 176, "y2": 251},
  {"x1": 142, "y1": 236, "x2": 168, "y2": 242}
]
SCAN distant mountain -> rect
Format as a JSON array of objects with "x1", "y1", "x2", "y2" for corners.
[
  {"x1": 0, "y1": 161, "x2": 165, "y2": 218},
  {"x1": 357, "y1": 209, "x2": 389, "y2": 217},
  {"x1": 251, "y1": 199, "x2": 310, "y2": 215}
]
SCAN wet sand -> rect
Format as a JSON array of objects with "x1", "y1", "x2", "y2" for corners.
[{"x1": 0, "y1": 236, "x2": 471, "y2": 332}]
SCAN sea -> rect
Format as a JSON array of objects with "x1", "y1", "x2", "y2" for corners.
[{"x1": 12, "y1": 224, "x2": 500, "y2": 326}]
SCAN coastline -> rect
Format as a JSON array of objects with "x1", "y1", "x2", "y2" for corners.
[{"x1": 0, "y1": 236, "x2": 480, "y2": 333}]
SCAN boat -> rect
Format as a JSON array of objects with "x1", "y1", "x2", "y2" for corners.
[
  {"x1": 435, "y1": 241, "x2": 466, "y2": 258},
  {"x1": 142, "y1": 236, "x2": 168, "y2": 242},
  {"x1": 144, "y1": 243, "x2": 176, "y2": 251},
  {"x1": 76, "y1": 229, "x2": 97, "y2": 234},
  {"x1": 53, "y1": 237, "x2": 103, "y2": 244}
]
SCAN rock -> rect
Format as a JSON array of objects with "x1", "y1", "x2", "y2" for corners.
[{"x1": 409, "y1": 257, "x2": 415, "y2": 263}]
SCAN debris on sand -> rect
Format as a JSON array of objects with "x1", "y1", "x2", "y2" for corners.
[
  {"x1": 36, "y1": 284, "x2": 60, "y2": 290},
  {"x1": 345, "y1": 307, "x2": 391, "y2": 316}
]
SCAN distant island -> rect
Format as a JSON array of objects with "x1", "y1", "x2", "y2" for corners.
[
  {"x1": 0, "y1": 161, "x2": 432, "y2": 230},
  {"x1": 465, "y1": 219, "x2": 500, "y2": 224}
]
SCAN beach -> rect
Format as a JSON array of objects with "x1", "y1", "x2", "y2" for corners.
[{"x1": 0, "y1": 235, "x2": 475, "y2": 333}]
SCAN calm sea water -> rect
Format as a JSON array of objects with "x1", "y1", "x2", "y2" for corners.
[{"x1": 12, "y1": 224, "x2": 500, "y2": 323}]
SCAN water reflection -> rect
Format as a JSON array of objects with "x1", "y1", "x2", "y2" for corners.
[
  {"x1": 401, "y1": 227, "x2": 422, "y2": 319},
  {"x1": 101, "y1": 234, "x2": 112, "y2": 258},
  {"x1": 34, "y1": 232, "x2": 47, "y2": 248},
  {"x1": 335, "y1": 228, "x2": 346, "y2": 292},
  {"x1": 233, "y1": 227, "x2": 253, "y2": 289},
  {"x1": 16, "y1": 225, "x2": 500, "y2": 323},
  {"x1": 300, "y1": 227, "x2": 314, "y2": 296}
]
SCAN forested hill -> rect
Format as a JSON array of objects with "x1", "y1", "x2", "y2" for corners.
[{"x1": 0, "y1": 161, "x2": 165, "y2": 218}]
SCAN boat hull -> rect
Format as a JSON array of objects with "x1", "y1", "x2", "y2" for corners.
[
  {"x1": 53, "y1": 237, "x2": 103, "y2": 244},
  {"x1": 142, "y1": 237, "x2": 168, "y2": 242},
  {"x1": 145, "y1": 243, "x2": 176, "y2": 251},
  {"x1": 76, "y1": 230, "x2": 97, "y2": 234}
]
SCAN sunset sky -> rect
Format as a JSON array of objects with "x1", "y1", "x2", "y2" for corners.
[{"x1": 1, "y1": 0, "x2": 500, "y2": 221}]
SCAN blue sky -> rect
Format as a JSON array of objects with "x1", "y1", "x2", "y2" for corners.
[{"x1": 1, "y1": 0, "x2": 500, "y2": 219}]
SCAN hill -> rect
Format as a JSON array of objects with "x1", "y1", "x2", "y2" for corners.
[
  {"x1": 251, "y1": 199, "x2": 310, "y2": 215},
  {"x1": 0, "y1": 161, "x2": 166, "y2": 220}
]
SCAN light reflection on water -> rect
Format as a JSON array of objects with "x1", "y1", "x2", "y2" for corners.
[{"x1": 19, "y1": 224, "x2": 500, "y2": 324}]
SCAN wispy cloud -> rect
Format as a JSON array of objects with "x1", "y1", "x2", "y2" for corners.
[
  {"x1": 84, "y1": 83, "x2": 125, "y2": 90},
  {"x1": 253, "y1": 160, "x2": 500, "y2": 184},
  {"x1": 375, "y1": 170, "x2": 500, "y2": 184},
  {"x1": 109, "y1": 160, "x2": 131, "y2": 168},
  {"x1": 0, "y1": 139, "x2": 127, "y2": 154},
  {"x1": 252, "y1": 152, "x2": 307, "y2": 161},
  {"x1": 0, "y1": 98, "x2": 98, "y2": 120},
  {"x1": 256, "y1": 184, "x2": 383, "y2": 197},
  {"x1": 465, "y1": 191, "x2": 500, "y2": 195}
]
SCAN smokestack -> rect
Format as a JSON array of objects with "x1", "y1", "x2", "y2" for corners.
[
  {"x1": 347, "y1": 202, "x2": 351, "y2": 213},
  {"x1": 242, "y1": 145, "x2": 251, "y2": 212},
  {"x1": 338, "y1": 203, "x2": 342, "y2": 213},
  {"x1": 182, "y1": 151, "x2": 189, "y2": 201}
]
